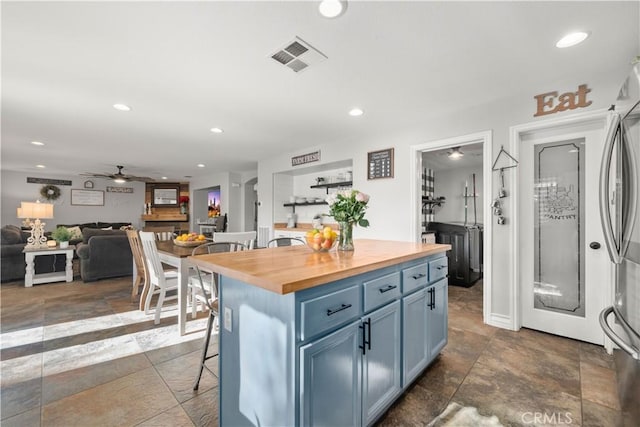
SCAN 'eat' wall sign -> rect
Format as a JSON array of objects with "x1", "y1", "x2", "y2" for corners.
[{"x1": 534, "y1": 84, "x2": 592, "y2": 117}]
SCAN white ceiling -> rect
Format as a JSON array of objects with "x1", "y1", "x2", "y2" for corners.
[
  {"x1": 2, "y1": 1, "x2": 638, "y2": 182},
  {"x1": 423, "y1": 143, "x2": 483, "y2": 172}
]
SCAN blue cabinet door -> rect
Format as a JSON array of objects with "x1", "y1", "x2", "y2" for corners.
[
  {"x1": 362, "y1": 300, "x2": 402, "y2": 425},
  {"x1": 300, "y1": 320, "x2": 362, "y2": 427},
  {"x1": 427, "y1": 278, "x2": 448, "y2": 361},
  {"x1": 402, "y1": 289, "x2": 428, "y2": 385}
]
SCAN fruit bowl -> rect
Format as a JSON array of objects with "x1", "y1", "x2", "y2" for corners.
[
  {"x1": 305, "y1": 227, "x2": 338, "y2": 252},
  {"x1": 173, "y1": 232, "x2": 207, "y2": 247},
  {"x1": 173, "y1": 239, "x2": 204, "y2": 247}
]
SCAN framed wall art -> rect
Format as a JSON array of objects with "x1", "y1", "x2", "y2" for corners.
[
  {"x1": 152, "y1": 184, "x2": 179, "y2": 206},
  {"x1": 367, "y1": 148, "x2": 394, "y2": 180},
  {"x1": 71, "y1": 189, "x2": 105, "y2": 206}
]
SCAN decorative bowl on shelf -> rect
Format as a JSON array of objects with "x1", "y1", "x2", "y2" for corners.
[{"x1": 304, "y1": 227, "x2": 338, "y2": 252}]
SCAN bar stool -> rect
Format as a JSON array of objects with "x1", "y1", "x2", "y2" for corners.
[{"x1": 191, "y1": 241, "x2": 247, "y2": 390}]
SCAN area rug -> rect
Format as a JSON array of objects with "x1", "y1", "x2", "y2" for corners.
[{"x1": 427, "y1": 402, "x2": 504, "y2": 427}]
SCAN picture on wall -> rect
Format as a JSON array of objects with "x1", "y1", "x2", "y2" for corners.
[{"x1": 208, "y1": 189, "x2": 221, "y2": 217}]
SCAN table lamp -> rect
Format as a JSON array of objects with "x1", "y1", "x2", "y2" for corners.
[{"x1": 17, "y1": 201, "x2": 54, "y2": 248}]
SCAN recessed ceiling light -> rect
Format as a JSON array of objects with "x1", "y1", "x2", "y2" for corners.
[
  {"x1": 210, "y1": 127, "x2": 224, "y2": 134},
  {"x1": 36, "y1": 164, "x2": 46, "y2": 168},
  {"x1": 556, "y1": 31, "x2": 590, "y2": 48},
  {"x1": 319, "y1": 0, "x2": 347, "y2": 18},
  {"x1": 31, "y1": 141, "x2": 44, "y2": 146},
  {"x1": 197, "y1": 164, "x2": 205, "y2": 168},
  {"x1": 161, "y1": 176, "x2": 168, "y2": 180},
  {"x1": 349, "y1": 108, "x2": 364, "y2": 117},
  {"x1": 113, "y1": 103, "x2": 131, "y2": 111}
]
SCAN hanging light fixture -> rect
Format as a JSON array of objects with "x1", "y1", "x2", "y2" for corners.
[
  {"x1": 448, "y1": 147, "x2": 464, "y2": 159},
  {"x1": 319, "y1": 0, "x2": 347, "y2": 18}
]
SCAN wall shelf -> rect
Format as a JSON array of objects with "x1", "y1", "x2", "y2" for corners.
[
  {"x1": 141, "y1": 214, "x2": 188, "y2": 221},
  {"x1": 310, "y1": 181, "x2": 353, "y2": 194},
  {"x1": 283, "y1": 201, "x2": 328, "y2": 213},
  {"x1": 422, "y1": 196, "x2": 445, "y2": 209}
]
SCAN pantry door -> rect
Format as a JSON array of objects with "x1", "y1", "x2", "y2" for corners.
[{"x1": 519, "y1": 123, "x2": 610, "y2": 344}]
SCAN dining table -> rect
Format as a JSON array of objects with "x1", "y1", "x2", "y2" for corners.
[{"x1": 155, "y1": 240, "x2": 197, "y2": 336}]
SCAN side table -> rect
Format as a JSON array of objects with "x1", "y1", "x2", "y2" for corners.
[{"x1": 23, "y1": 245, "x2": 75, "y2": 287}]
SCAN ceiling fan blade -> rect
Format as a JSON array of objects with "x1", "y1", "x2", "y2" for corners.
[
  {"x1": 121, "y1": 174, "x2": 154, "y2": 183},
  {"x1": 80, "y1": 172, "x2": 114, "y2": 178}
]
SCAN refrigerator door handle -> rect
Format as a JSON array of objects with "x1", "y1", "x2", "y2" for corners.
[
  {"x1": 619, "y1": 118, "x2": 638, "y2": 258},
  {"x1": 599, "y1": 306, "x2": 639, "y2": 360},
  {"x1": 599, "y1": 113, "x2": 622, "y2": 264}
]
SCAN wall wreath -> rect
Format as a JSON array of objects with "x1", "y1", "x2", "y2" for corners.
[{"x1": 40, "y1": 184, "x2": 61, "y2": 201}]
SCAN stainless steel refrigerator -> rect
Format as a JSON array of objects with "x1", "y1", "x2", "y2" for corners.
[{"x1": 599, "y1": 60, "x2": 640, "y2": 422}]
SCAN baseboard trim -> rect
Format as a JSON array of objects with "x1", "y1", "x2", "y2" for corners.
[{"x1": 486, "y1": 313, "x2": 517, "y2": 331}]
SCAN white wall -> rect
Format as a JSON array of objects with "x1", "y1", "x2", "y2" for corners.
[
  {"x1": 432, "y1": 165, "x2": 484, "y2": 224},
  {"x1": 189, "y1": 171, "x2": 254, "y2": 232},
  {"x1": 258, "y1": 70, "x2": 627, "y2": 324},
  {"x1": 0, "y1": 170, "x2": 146, "y2": 231}
]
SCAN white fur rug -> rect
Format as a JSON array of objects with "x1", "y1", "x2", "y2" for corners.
[{"x1": 427, "y1": 402, "x2": 504, "y2": 427}]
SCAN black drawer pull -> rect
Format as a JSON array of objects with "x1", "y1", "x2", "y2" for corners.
[
  {"x1": 326, "y1": 303, "x2": 352, "y2": 316},
  {"x1": 436, "y1": 265, "x2": 447, "y2": 270},
  {"x1": 411, "y1": 273, "x2": 426, "y2": 280},
  {"x1": 379, "y1": 284, "x2": 398, "y2": 294}
]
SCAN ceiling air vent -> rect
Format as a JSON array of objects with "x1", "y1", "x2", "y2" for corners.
[
  {"x1": 270, "y1": 36, "x2": 327, "y2": 73},
  {"x1": 287, "y1": 59, "x2": 308, "y2": 73}
]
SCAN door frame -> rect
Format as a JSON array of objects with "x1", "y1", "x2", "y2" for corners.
[
  {"x1": 510, "y1": 109, "x2": 613, "y2": 333},
  {"x1": 409, "y1": 130, "x2": 493, "y2": 326}
]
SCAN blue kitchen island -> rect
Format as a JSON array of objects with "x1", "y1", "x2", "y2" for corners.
[{"x1": 189, "y1": 239, "x2": 451, "y2": 427}]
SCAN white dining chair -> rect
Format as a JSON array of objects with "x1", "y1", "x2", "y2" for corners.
[
  {"x1": 213, "y1": 231, "x2": 257, "y2": 249},
  {"x1": 139, "y1": 231, "x2": 180, "y2": 324},
  {"x1": 143, "y1": 226, "x2": 175, "y2": 242},
  {"x1": 188, "y1": 241, "x2": 248, "y2": 318}
]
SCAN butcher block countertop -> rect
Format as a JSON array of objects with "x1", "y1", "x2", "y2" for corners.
[{"x1": 188, "y1": 239, "x2": 451, "y2": 295}]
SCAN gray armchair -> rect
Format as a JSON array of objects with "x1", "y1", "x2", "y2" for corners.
[{"x1": 76, "y1": 229, "x2": 132, "y2": 282}]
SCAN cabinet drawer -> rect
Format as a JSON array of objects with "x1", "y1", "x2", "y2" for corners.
[
  {"x1": 402, "y1": 263, "x2": 428, "y2": 294},
  {"x1": 429, "y1": 257, "x2": 448, "y2": 282},
  {"x1": 363, "y1": 272, "x2": 401, "y2": 312},
  {"x1": 300, "y1": 284, "x2": 361, "y2": 341}
]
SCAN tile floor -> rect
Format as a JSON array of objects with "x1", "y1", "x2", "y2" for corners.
[{"x1": 0, "y1": 276, "x2": 625, "y2": 426}]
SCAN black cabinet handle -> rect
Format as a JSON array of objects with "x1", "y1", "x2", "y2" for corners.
[
  {"x1": 326, "y1": 303, "x2": 352, "y2": 317},
  {"x1": 436, "y1": 265, "x2": 447, "y2": 270},
  {"x1": 411, "y1": 273, "x2": 426, "y2": 280},
  {"x1": 378, "y1": 284, "x2": 397, "y2": 293},
  {"x1": 428, "y1": 288, "x2": 435, "y2": 309},
  {"x1": 359, "y1": 318, "x2": 371, "y2": 355}
]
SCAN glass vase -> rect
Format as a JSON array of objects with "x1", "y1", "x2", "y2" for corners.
[
  {"x1": 180, "y1": 204, "x2": 187, "y2": 214},
  {"x1": 338, "y1": 221, "x2": 355, "y2": 251}
]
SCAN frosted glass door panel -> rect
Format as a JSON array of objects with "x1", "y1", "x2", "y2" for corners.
[{"x1": 533, "y1": 140, "x2": 586, "y2": 317}]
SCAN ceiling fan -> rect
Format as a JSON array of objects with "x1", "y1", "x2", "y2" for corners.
[{"x1": 81, "y1": 165, "x2": 154, "y2": 183}]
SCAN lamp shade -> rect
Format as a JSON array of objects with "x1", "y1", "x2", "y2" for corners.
[{"x1": 18, "y1": 201, "x2": 54, "y2": 219}]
